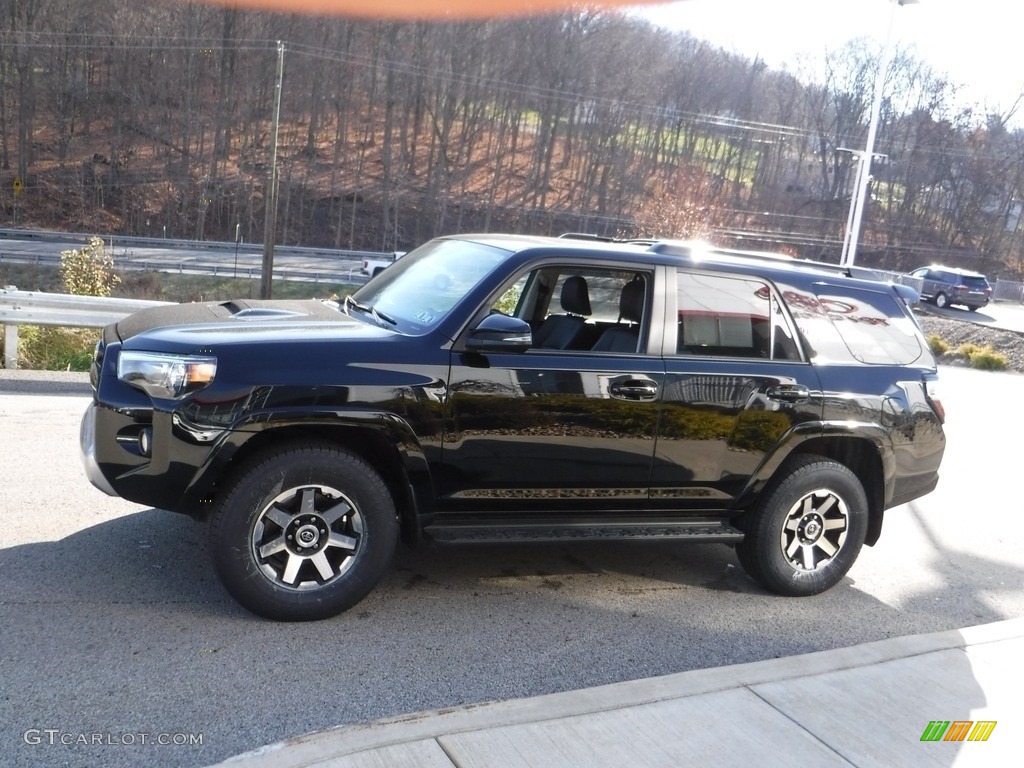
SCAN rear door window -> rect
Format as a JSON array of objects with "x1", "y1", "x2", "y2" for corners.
[{"x1": 676, "y1": 271, "x2": 801, "y2": 361}]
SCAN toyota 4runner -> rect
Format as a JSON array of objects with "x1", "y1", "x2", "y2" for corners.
[{"x1": 81, "y1": 234, "x2": 946, "y2": 621}]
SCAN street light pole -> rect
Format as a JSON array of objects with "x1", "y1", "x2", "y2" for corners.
[{"x1": 840, "y1": 0, "x2": 917, "y2": 267}]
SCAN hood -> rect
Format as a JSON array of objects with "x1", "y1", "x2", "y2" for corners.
[{"x1": 114, "y1": 299, "x2": 363, "y2": 343}]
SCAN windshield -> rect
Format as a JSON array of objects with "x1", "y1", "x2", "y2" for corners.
[{"x1": 350, "y1": 238, "x2": 511, "y2": 333}]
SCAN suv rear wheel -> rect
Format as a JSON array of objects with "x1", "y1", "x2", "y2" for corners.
[
  {"x1": 210, "y1": 443, "x2": 398, "y2": 621},
  {"x1": 736, "y1": 454, "x2": 867, "y2": 597}
]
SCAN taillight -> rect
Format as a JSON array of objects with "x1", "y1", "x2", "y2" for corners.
[{"x1": 925, "y1": 378, "x2": 945, "y2": 423}]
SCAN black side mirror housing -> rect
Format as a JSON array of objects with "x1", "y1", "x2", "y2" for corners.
[{"x1": 465, "y1": 313, "x2": 533, "y2": 352}]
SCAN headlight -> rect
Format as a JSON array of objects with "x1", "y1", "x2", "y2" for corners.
[{"x1": 118, "y1": 351, "x2": 217, "y2": 399}]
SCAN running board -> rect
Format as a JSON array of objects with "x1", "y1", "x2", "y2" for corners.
[{"x1": 425, "y1": 519, "x2": 744, "y2": 545}]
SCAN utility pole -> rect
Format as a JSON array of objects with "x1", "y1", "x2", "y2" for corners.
[
  {"x1": 260, "y1": 41, "x2": 285, "y2": 299},
  {"x1": 233, "y1": 222, "x2": 241, "y2": 279},
  {"x1": 840, "y1": 0, "x2": 918, "y2": 267}
]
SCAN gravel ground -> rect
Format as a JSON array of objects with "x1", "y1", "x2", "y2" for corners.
[{"x1": 916, "y1": 310, "x2": 1024, "y2": 373}]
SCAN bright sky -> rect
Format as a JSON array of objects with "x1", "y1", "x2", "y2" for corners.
[{"x1": 630, "y1": 0, "x2": 1024, "y2": 118}]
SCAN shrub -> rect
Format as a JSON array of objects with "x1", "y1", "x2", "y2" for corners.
[
  {"x1": 60, "y1": 236, "x2": 120, "y2": 297},
  {"x1": 951, "y1": 341, "x2": 1008, "y2": 371},
  {"x1": 956, "y1": 342, "x2": 984, "y2": 358},
  {"x1": 927, "y1": 335, "x2": 949, "y2": 355},
  {"x1": 15, "y1": 237, "x2": 117, "y2": 370},
  {"x1": 969, "y1": 349, "x2": 1008, "y2": 371}
]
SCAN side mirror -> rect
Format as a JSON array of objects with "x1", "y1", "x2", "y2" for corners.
[{"x1": 465, "y1": 313, "x2": 533, "y2": 352}]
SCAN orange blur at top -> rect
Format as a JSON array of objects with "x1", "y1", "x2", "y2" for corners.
[{"x1": 193, "y1": 0, "x2": 674, "y2": 20}]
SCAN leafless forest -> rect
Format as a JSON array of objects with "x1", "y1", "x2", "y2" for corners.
[{"x1": 2, "y1": 1, "x2": 1023, "y2": 275}]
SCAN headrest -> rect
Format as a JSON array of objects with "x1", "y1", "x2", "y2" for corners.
[
  {"x1": 560, "y1": 275, "x2": 591, "y2": 316},
  {"x1": 619, "y1": 278, "x2": 645, "y2": 324}
]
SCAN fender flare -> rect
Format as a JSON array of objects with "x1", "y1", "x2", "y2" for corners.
[
  {"x1": 734, "y1": 420, "x2": 895, "y2": 533},
  {"x1": 178, "y1": 407, "x2": 435, "y2": 527}
]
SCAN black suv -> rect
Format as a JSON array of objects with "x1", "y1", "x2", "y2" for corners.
[
  {"x1": 909, "y1": 265, "x2": 992, "y2": 311},
  {"x1": 81, "y1": 235, "x2": 946, "y2": 621}
]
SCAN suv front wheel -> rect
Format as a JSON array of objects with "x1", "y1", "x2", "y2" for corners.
[
  {"x1": 736, "y1": 455, "x2": 867, "y2": 597},
  {"x1": 210, "y1": 443, "x2": 398, "y2": 621}
]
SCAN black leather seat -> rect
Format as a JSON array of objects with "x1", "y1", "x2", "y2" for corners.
[
  {"x1": 591, "y1": 278, "x2": 645, "y2": 353},
  {"x1": 534, "y1": 275, "x2": 592, "y2": 349}
]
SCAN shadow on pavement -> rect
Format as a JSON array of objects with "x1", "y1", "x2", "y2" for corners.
[{"x1": 1, "y1": 502, "x2": 1018, "y2": 768}]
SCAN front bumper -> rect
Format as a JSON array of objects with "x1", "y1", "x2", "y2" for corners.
[{"x1": 80, "y1": 402, "x2": 118, "y2": 497}]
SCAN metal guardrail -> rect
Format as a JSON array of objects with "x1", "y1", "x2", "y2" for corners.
[{"x1": 0, "y1": 288, "x2": 169, "y2": 370}]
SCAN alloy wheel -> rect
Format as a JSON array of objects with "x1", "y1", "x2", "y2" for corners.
[
  {"x1": 778, "y1": 489, "x2": 849, "y2": 572},
  {"x1": 252, "y1": 484, "x2": 363, "y2": 590}
]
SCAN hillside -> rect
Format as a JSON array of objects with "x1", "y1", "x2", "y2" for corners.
[{"x1": 3, "y1": 3, "x2": 1024, "y2": 277}]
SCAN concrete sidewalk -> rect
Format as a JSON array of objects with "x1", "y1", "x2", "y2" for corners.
[{"x1": 212, "y1": 618, "x2": 1023, "y2": 768}]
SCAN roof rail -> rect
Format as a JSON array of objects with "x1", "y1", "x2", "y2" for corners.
[
  {"x1": 645, "y1": 241, "x2": 893, "y2": 284},
  {"x1": 558, "y1": 232, "x2": 614, "y2": 242}
]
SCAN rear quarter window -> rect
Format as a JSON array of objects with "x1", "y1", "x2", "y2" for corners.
[
  {"x1": 776, "y1": 283, "x2": 925, "y2": 366},
  {"x1": 812, "y1": 285, "x2": 924, "y2": 365}
]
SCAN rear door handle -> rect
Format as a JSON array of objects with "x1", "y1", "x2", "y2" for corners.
[
  {"x1": 610, "y1": 377, "x2": 659, "y2": 401},
  {"x1": 766, "y1": 384, "x2": 810, "y2": 403}
]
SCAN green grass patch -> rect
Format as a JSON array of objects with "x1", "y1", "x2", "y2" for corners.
[{"x1": 14, "y1": 326, "x2": 97, "y2": 371}]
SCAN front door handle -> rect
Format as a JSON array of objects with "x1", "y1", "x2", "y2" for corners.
[
  {"x1": 766, "y1": 384, "x2": 810, "y2": 403},
  {"x1": 610, "y1": 377, "x2": 659, "y2": 401}
]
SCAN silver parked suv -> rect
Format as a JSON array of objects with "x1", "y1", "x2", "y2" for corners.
[{"x1": 909, "y1": 266, "x2": 992, "y2": 311}]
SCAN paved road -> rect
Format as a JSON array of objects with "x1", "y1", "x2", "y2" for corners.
[
  {"x1": 1, "y1": 366, "x2": 1022, "y2": 768},
  {"x1": 922, "y1": 298, "x2": 1024, "y2": 333}
]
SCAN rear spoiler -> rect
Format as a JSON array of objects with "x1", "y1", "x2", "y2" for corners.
[{"x1": 891, "y1": 283, "x2": 921, "y2": 306}]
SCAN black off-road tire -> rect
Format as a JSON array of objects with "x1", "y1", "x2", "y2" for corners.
[
  {"x1": 736, "y1": 454, "x2": 868, "y2": 597},
  {"x1": 210, "y1": 443, "x2": 398, "y2": 621}
]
